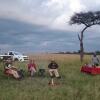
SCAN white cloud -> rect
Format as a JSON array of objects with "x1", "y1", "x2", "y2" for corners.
[
  {"x1": 41, "y1": 0, "x2": 86, "y2": 31},
  {"x1": 0, "y1": 0, "x2": 100, "y2": 31},
  {"x1": 69, "y1": 0, "x2": 86, "y2": 12},
  {"x1": 42, "y1": 0, "x2": 69, "y2": 10}
]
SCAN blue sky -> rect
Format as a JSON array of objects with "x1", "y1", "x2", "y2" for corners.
[{"x1": 0, "y1": 0, "x2": 100, "y2": 53}]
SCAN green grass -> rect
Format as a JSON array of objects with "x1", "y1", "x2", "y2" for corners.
[{"x1": 0, "y1": 54, "x2": 100, "y2": 100}]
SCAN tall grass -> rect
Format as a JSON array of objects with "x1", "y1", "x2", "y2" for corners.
[{"x1": 0, "y1": 54, "x2": 99, "y2": 100}]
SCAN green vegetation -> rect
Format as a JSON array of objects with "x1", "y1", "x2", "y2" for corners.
[{"x1": 0, "y1": 54, "x2": 99, "y2": 100}]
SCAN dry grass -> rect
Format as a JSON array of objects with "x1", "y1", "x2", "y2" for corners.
[
  {"x1": 0, "y1": 54, "x2": 99, "y2": 100},
  {"x1": 29, "y1": 53, "x2": 91, "y2": 61}
]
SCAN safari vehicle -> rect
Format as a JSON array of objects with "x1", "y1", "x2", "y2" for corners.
[{"x1": 0, "y1": 51, "x2": 28, "y2": 62}]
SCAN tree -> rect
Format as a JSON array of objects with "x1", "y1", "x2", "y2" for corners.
[{"x1": 69, "y1": 11, "x2": 100, "y2": 62}]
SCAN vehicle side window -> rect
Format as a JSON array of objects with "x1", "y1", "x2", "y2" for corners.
[{"x1": 9, "y1": 52, "x2": 14, "y2": 55}]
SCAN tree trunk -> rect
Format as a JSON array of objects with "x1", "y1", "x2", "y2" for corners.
[
  {"x1": 78, "y1": 26, "x2": 88, "y2": 62},
  {"x1": 80, "y1": 41, "x2": 84, "y2": 62}
]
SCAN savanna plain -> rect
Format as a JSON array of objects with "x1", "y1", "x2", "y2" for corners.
[{"x1": 0, "y1": 54, "x2": 100, "y2": 100}]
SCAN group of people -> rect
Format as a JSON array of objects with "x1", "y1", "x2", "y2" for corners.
[
  {"x1": 4, "y1": 52, "x2": 99, "y2": 80},
  {"x1": 28, "y1": 59, "x2": 61, "y2": 78},
  {"x1": 3, "y1": 57, "x2": 61, "y2": 80}
]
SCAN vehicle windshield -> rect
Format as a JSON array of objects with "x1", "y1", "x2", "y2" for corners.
[{"x1": 14, "y1": 52, "x2": 22, "y2": 55}]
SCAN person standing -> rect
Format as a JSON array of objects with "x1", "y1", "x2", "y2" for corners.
[{"x1": 92, "y1": 53, "x2": 100, "y2": 66}]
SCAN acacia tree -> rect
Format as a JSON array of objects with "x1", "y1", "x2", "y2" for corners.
[{"x1": 69, "y1": 11, "x2": 100, "y2": 62}]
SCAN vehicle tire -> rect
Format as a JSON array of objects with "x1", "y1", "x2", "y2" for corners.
[{"x1": 14, "y1": 58, "x2": 18, "y2": 61}]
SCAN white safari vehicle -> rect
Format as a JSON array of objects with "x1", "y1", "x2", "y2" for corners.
[{"x1": 0, "y1": 51, "x2": 28, "y2": 62}]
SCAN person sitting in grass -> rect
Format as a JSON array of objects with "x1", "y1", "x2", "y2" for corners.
[
  {"x1": 27, "y1": 59, "x2": 37, "y2": 77},
  {"x1": 48, "y1": 60, "x2": 61, "y2": 79},
  {"x1": 92, "y1": 53, "x2": 100, "y2": 66},
  {"x1": 4, "y1": 57, "x2": 21, "y2": 79}
]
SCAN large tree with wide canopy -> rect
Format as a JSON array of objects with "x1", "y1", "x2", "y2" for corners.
[{"x1": 69, "y1": 11, "x2": 100, "y2": 62}]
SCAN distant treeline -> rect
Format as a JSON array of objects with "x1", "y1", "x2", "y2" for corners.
[{"x1": 54, "y1": 51, "x2": 100, "y2": 55}]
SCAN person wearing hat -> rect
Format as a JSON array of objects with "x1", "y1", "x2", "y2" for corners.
[{"x1": 48, "y1": 60, "x2": 60, "y2": 78}]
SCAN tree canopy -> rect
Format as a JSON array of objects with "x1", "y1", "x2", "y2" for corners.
[{"x1": 70, "y1": 11, "x2": 100, "y2": 27}]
